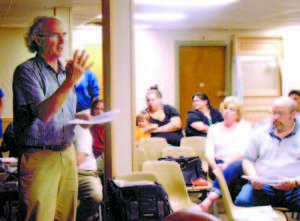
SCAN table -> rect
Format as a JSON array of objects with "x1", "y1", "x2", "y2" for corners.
[{"x1": 0, "y1": 172, "x2": 18, "y2": 220}]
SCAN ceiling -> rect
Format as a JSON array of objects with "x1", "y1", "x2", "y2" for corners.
[{"x1": 1, "y1": 0, "x2": 300, "y2": 30}]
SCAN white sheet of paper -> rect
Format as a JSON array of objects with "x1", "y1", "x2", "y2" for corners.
[
  {"x1": 242, "y1": 175, "x2": 287, "y2": 185},
  {"x1": 67, "y1": 109, "x2": 119, "y2": 125}
]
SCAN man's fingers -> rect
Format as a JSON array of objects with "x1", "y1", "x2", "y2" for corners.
[
  {"x1": 81, "y1": 54, "x2": 90, "y2": 67},
  {"x1": 73, "y1": 50, "x2": 79, "y2": 63},
  {"x1": 78, "y1": 50, "x2": 87, "y2": 64}
]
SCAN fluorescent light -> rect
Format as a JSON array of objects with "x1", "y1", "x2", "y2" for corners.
[
  {"x1": 135, "y1": 0, "x2": 238, "y2": 7},
  {"x1": 134, "y1": 24, "x2": 151, "y2": 29},
  {"x1": 134, "y1": 13, "x2": 187, "y2": 21}
]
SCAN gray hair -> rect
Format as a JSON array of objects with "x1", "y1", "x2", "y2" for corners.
[{"x1": 24, "y1": 16, "x2": 60, "y2": 53}]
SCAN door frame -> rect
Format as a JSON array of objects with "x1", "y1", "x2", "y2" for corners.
[{"x1": 175, "y1": 41, "x2": 232, "y2": 112}]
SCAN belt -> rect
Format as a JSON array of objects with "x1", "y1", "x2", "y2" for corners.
[{"x1": 23, "y1": 143, "x2": 71, "y2": 152}]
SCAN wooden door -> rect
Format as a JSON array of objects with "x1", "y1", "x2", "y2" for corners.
[
  {"x1": 179, "y1": 46, "x2": 226, "y2": 128},
  {"x1": 233, "y1": 36, "x2": 283, "y2": 124}
]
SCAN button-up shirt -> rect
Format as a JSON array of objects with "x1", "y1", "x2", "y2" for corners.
[{"x1": 13, "y1": 55, "x2": 76, "y2": 147}]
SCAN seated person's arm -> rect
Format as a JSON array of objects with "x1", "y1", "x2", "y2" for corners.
[
  {"x1": 77, "y1": 152, "x2": 87, "y2": 166},
  {"x1": 205, "y1": 127, "x2": 218, "y2": 169},
  {"x1": 143, "y1": 123, "x2": 158, "y2": 132},
  {"x1": 273, "y1": 176, "x2": 300, "y2": 191},
  {"x1": 243, "y1": 159, "x2": 264, "y2": 190},
  {"x1": 242, "y1": 159, "x2": 257, "y2": 177},
  {"x1": 206, "y1": 152, "x2": 217, "y2": 170},
  {"x1": 152, "y1": 116, "x2": 182, "y2": 133},
  {"x1": 190, "y1": 121, "x2": 210, "y2": 133},
  {"x1": 74, "y1": 111, "x2": 91, "y2": 120}
]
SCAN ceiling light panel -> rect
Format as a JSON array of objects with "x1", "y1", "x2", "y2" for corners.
[
  {"x1": 134, "y1": 13, "x2": 187, "y2": 21},
  {"x1": 135, "y1": 0, "x2": 239, "y2": 7}
]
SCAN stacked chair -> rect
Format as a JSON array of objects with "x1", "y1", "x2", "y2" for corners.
[
  {"x1": 142, "y1": 160, "x2": 198, "y2": 211},
  {"x1": 180, "y1": 136, "x2": 208, "y2": 177},
  {"x1": 161, "y1": 146, "x2": 196, "y2": 158},
  {"x1": 136, "y1": 137, "x2": 168, "y2": 171}
]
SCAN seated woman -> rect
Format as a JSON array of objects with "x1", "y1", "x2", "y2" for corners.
[
  {"x1": 185, "y1": 92, "x2": 223, "y2": 137},
  {"x1": 90, "y1": 98, "x2": 105, "y2": 171},
  {"x1": 144, "y1": 85, "x2": 183, "y2": 146},
  {"x1": 74, "y1": 124, "x2": 103, "y2": 221},
  {"x1": 199, "y1": 96, "x2": 252, "y2": 211}
]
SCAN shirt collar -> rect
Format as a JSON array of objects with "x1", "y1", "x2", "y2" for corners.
[
  {"x1": 268, "y1": 118, "x2": 299, "y2": 139},
  {"x1": 35, "y1": 54, "x2": 65, "y2": 74}
]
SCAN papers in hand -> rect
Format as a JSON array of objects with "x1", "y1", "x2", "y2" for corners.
[
  {"x1": 242, "y1": 175, "x2": 287, "y2": 185},
  {"x1": 68, "y1": 110, "x2": 119, "y2": 125}
]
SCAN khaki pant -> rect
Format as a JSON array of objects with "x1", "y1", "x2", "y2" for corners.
[{"x1": 19, "y1": 145, "x2": 78, "y2": 221}]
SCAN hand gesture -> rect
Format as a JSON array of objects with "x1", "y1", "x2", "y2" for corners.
[
  {"x1": 251, "y1": 181, "x2": 264, "y2": 190},
  {"x1": 144, "y1": 124, "x2": 159, "y2": 133},
  {"x1": 273, "y1": 179, "x2": 296, "y2": 191},
  {"x1": 65, "y1": 50, "x2": 93, "y2": 85}
]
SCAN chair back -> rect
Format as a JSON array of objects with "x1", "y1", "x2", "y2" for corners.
[
  {"x1": 142, "y1": 160, "x2": 196, "y2": 211},
  {"x1": 161, "y1": 146, "x2": 196, "y2": 158},
  {"x1": 213, "y1": 168, "x2": 236, "y2": 221},
  {"x1": 138, "y1": 137, "x2": 168, "y2": 161},
  {"x1": 180, "y1": 137, "x2": 208, "y2": 172},
  {"x1": 115, "y1": 172, "x2": 158, "y2": 182}
]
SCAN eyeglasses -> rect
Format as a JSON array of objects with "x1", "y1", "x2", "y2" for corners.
[
  {"x1": 270, "y1": 111, "x2": 292, "y2": 117},
  {"x1": 37, "y1": 32, "x2": 67, "y2": 40},
  {"x1": 223, "y1": 106, "x2": 237, "y2": 112}
]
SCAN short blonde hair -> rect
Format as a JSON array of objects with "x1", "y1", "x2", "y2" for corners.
[
  {"x1": 220, "y1": 96, "x2": 243, "y2": 122},
  {"x1": 136, "y1": 111, "x2": 149, "y2": 126}
]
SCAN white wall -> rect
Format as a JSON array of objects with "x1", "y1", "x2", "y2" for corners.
[
  {"x1": 134, "y1": 28, "x2": 300, "y2": 113},
  {"x1": 2, "y1": 26, "x2": 300, "y2": 118},
  {"x1": 72, "y1": 26, "x2": 102, "y2": 51}
]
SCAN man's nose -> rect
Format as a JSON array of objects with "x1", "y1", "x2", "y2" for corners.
[{"x1": 58, "y1": 34, "x2": 65, "y2": 43}]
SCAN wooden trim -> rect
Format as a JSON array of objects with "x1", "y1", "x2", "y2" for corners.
[
  {"x1": 2, "y1": 117, "x2": 13, "y2": 132},
  {"x1": 102, "y1": 0, "x2": 112, "y2": 206}
]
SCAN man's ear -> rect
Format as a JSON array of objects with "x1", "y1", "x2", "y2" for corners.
[{"x1": 34, "y1": 35, "x2": 43, "y2": 47}]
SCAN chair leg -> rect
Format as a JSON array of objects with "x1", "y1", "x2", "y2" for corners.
[{"x1": 98, "y1": 203, "x2": 102, "y2": 221}]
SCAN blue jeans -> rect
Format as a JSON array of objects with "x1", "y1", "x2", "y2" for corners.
[
  {"x1": 211, "y1": 161, "x2": 246, "y2": 201},
  {"x1": 235, "y1": 183, "x2": 300, "y2": 211}
]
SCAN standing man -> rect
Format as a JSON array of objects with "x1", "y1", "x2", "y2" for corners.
[
  {"x1": 13, "y1": 16, "x2": 91, "y2": 221},
  {"x1": 235, "y1": 97, "x2": 300, "y2": 211},
  {"x1": 75, "y1": 70, "x2": 100, "y2": 113}
]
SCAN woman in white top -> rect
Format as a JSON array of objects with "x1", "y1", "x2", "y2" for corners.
[
  {"x1": 206, "y1": 96, "x2": 252, "y2": 173},
  {"x1": 199, "y1": 96, "x2": 252, "y2": 211}
]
